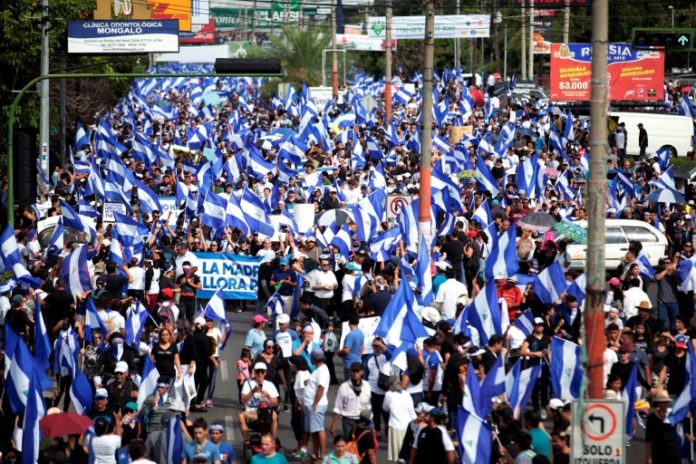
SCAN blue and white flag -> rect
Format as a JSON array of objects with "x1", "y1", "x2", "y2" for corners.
[
  {"x1": 678, "y1": 97, "x2": 696, "y2": 119},
  {"x1": 457, "y1": 407, "x2": 492, "y2": 464},
  {"x1": 475, "y1": 155, "x2": 500, "y2": 196},
  {"x1": 164, "y1": 414, "x2": 184, "y2": 464},
  {"x1": 266, "y1": 290, "x2": 285, "y2": 317},
  {"x1": 623, "y1": 362, "x2": 638, "y2": 438},
  {"x1": 505, "y1": 361, "x2": 541, "y2": 418},
  {"x1": 484, "y1": 222, "x2": 519, "y2": 280},
  {"x1": 415, "y1": 236, "x2": 433, "y2": 306},
  {"x1": 33, "y1": 296, "x2": 51, "y2": 371},
  {"x1": 562, "y1": 110, "x2": 575, "y2": 145},
  {"x1": 21, "y1": 369, "x2": 46, "y2": 464},
  {"x1": 637, "y1": 252, "x2": 656, "y2": 280},
  {"x1": 4, "y1": 325, "x2": 52, "y2": 413},
  {"x1": 59, "y1": 200, "x2": 96, "y2": 239},
  {"x1": 463, "y1": 360, "x2": 487, "y2": 417},
  {"x1": 472, "y1": 200, "x2": 492, "y2": 228},
  {"x1": 69, "y1": 366, "x2": 94, "y2": 415},
  {"x1": 466, "y1": 280, "x2": 502, "y2": 346},
  {"x1": 225, "y1": 192, "x2": 251, "y2": 236},
  {"x1": 202, "y1": 191, "x2": 228, "y2": 232},
  {"x1": 203, "y1": 287, "x2": 228, "y2": 324},
  {"x1": 393, "y1": 86, "x2": 414, "y2": 105},
  {"x1": 0, "y1": 226, "x2": 42, "y2": 288},
  {"x1": 60, "y1": 244, "x2": 92, "y2": 296},
  {"x1": 373, "y1": 282, "x2": 428, "y2": 347},
  {"x1": 481, "y1": 354, "x2": 506, "y2": 400},
  {"x1": 330, "y1": 226, "x2": 353, "y2": 257},
  {"x1": 657, "y1": 145, "x2": 671, "y2": 171},
  {"x1": 548, "y1": 123, "x2": 567, "y2": 160},
  {"x1": 125, "y1": 301, "x2": 149, "y2": 347},
  {"x1": 512, "y1": 310, "x2": 536, "y2": 338},
  {"x1": 136, "y1": 355, "x2": 161, "y2": 408},
  {"x1": 83, "y1": 297, "x2": 108, "y2": 343},
  {"x1": 369, "y1": 227, "x2": 402, "y2": 262},
  {"x1": 516, "y1": 155, "x2": 540, "y2": 198},
  {"x1": 669, "y1": 340, "x2": 696, "y2": 425},
  {"x1": 53, "y1": 327, "x2": 78, "y2": 377},
  {"x1": 566, "y1": 273, "x2": 587, "y2": 307},
  {"x1": 534, "y1": 262, "x2": 569, "y2": 304},
  {"x1": 240, "y1": 188, "x2": 275, "y2": 238},
  {"x1": 47, "y1": 219, "x2": 65, "y2": 255},
  {"x1": 550, "y1": 336, "x2": 583, "y2": 400}
]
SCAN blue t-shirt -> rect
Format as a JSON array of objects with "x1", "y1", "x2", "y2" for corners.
[
  {"x1": 292, "y1": 339, "x2": 322, "y2": 371},
  {"x1": 250, "y1": 452, "x2": 289, "y2": 464},
  {"x1": 183, "y1": 441, "x2": 221, "y2": 463},
  {"x1": 271, "y1": 269, "x2": 296, "y2": 296},
  {"x1": 342, "y1": 328, "x2": 365, "y2": 369},
  {"x1": 216, "y1": 442, "x2": 236, "y2": 464},
  {"x1": 245, "y1": 328, "x2": 267, "y2": 358}
]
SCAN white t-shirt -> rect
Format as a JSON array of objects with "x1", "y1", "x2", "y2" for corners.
[
  {"x1": 275, "y1": 330, "x2": 294, "y2": 358},
  {"x1": 383, "y1": 390, "x2": 417, "y2": 431},
  {"x1": 98, "y1": 309, "x2": 125, "y2": 335},
  {"x1": 294, "y1": 370, "x2": 311, "y2": 407},
  {"x1": 241, "y1": 379, "x2": 279, "y2": 411},
  {"x1": 423, "y1": 350, "x2": 444, "y2": 392},
  {"x1": 603, "y1": 348, "x2": 618, "y2": 386},
  {"x1": 128, "y1": 266, "x2": 146, "y2": 291},
  {"x1": 311, "y1": 271, "x2": 338, "y2": 300},
  {"x1": 341, "y1": 274, "x2": 355, "y2": 303},
  {"x1": 435, "y1": 279, "x2": 469, "y2": 320},
  {"x1": 175, "y1": 251, "x2": 200, "y2": 278},
  {"x1": 91, "y1": 434, "x2": 122, "y2": 464},
  {"x1": 366, "y1": 353, "x2": 389, "y2": 395},
  {"x1": 303, "y1": 363, "x2": 331, "y2": 407}
]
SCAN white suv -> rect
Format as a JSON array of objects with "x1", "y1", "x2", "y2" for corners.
[{"x1": 562, "y1": 219, "x2": 668, "y2": 271}]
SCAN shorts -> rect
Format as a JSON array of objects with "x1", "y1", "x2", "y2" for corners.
[
  {"x1": 304, "y1": 404, "x2": 327, "y2": 433},
  {"x1": 243, "y1": 410, "x2": 258, "y2": 422}
]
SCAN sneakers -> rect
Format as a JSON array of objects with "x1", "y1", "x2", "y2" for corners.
[
  {"x1": 540, "y1": 409, "x2": 548, "y2": 420},
  {"x1": 206, "y1": 399, "x2": 213, "y2": 408},
  {"x1": 292, "y1": 449, "x2": 309, "y2": 458}
]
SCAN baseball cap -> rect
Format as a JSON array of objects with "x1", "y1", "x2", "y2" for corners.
[
  {"x1": 415, "y1": 402, "x2": 435, "y2": 413},
  {"x1": 253, "y1": 362, "x2": 267, "y2": 371},
  {"x1": 194, "y1": 316, "x2": 206, "y2": 326},
  {"x1": 276, "y1": 313, "x2": 290, "y2": 324},
  {"x1": 534, "y1": 317, "x2": 544, "y2": 325},
  {"x1": 549, "y1": 398, "x2": 564, "y2": 410},
  {"x1": 95, "y1": 388, "x2": 108, "y2": 399},
  {"x1": 618, "y1": 344, "x2": 631, "y2": 353},
  {"x1": 114, "y1": 361, "x2": 129, "y2": 373},
  {"x1": 676, "y1": 334, "x2": 689, "y2": 349},
  {"x1": 253, "y1": 314, "x2": 267, "y2": 324},
  {"x1": 279, "y1": 257, "x2": 289, "y2": 266},
  {"x1": 161, "y1": 288, "x2": 174, "y2": 299},
  {"x1": 350, "y1": 362, "x2": 364, "y2": 371}
]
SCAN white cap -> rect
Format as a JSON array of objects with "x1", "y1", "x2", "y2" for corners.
[
  {"x1": 114, "y1": 361, "x2": 129, "y2": 373},
  {"x1": 194, "y1": 316, "x2": 206, "y2": 326},
  {"x1": 95, "y1": 388, "x2": 108, "y2": 398},
  {"x1": 422, "y1": 306, "x2": 441, "y2": 324},
  {"x1": 276, "y1": 313, "x2": 290, "y2": 324},
  {"x1": 435, "y1": 261, "x2": 451, "y2": 271},
  {"x1": 253, "y1": 362, "x2": 267, "y2": 371},
  {"x1": 534, "y1": 317, "x2": 544, "y2": 325}
]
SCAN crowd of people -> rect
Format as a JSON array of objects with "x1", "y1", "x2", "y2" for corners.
[{"x1": 0, "y1": 63, "x2": 696, "y2": 464}]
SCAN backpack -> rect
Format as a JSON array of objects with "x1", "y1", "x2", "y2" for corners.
[{"x1": 346, "y1": 428, "x2": 378, "y2": 460}]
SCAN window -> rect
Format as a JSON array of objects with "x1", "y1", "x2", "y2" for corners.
[
  {"x1": 606, "y1": 227, "x2": 628, "y2": 245},
  {"x1": 622, "y1": 225, "x2": 659, "y2": 243}
]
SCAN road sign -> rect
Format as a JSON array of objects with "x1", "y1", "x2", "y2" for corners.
[
  {"x1": 632, "y1": 28, "x2": 695, "y2": 51},
  {"x1": 570, "y1": 400, "x2": 625, "y2": 464},
  {"x1": 386, "y1": 194, "x2": 412, "y2": 224}
]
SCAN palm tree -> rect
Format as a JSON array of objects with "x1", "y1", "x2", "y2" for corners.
[{"x1": 268, "y1": 25, "x2": 331, "y2": 87}]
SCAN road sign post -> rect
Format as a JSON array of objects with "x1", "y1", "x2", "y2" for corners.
[{"x1": 570, "y1": 400, "x2": 625, "y2": 463}]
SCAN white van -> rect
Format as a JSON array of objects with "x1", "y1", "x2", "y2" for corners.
[
  {"x1": 561, "y1": 219, "x2": 667, "y2": 271},
  {"x1": 609, "y1": 111, "x2": 693, "y2": 157}
]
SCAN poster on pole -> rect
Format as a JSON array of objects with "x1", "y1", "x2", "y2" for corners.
[
  {"x1": 68, "y1": 20, "x2": 180, "y2": 54},
  {"x1": 367, "y1": 15, "x2": 490, "y2": 40},
  {"x1": 194, "y1": 252, "x2": 263, "y2": 300},
  {"x1": 550, "y1": 43, "x2": 665, "y2": 101}
]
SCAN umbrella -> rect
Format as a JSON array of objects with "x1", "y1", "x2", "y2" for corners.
[
  {"x1": 518, "y1": 212, "x2": 558, "y2": 233},
  {"x1": 646, "y1": 188, "x2": 685, "y2": 204},
  {"x1": 553, "y1": 221, "x2": 588, "y2": 244},
  {"x1": 315, "y1": 208, "x2": 354, "y2": 227},
  {"x1": 40, "y1": 412, "x2": 93, "y2": 439}
]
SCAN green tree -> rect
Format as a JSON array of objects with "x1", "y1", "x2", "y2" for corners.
[{"x1": 267, "y1": 25, "x2": 331, "y2": 87}]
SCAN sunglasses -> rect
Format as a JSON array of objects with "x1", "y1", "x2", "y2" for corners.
[{"x1": 255, "y1": 369, "x2": 267, "y2": 374}]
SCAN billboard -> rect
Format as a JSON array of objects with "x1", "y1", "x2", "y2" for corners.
[
  {"x1": 336, "y1": 34, "x2": 396, "y2": 52},
  {"x1": 211, "y1": 7, "x2": 303, "y2": 31},
  {"x1": 94, "y1": 0, "x2": 192, "y2": 31},
  {"x1": 532, "y1": 10, "x2": 553, "y2": 54},
  {"x1": 67, "y1": 20, "x2": 180, "y2": 54},
  {"x1": 367, "y1": 15, "x2": 490, "y2": 40},
  {"x1": 550, "y1": 43, "x2": 665, "y2": 101}
]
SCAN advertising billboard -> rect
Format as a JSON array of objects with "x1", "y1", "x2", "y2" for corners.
[
  {"x1": 93, "y1": 0, "x2": 192, "y2": 31},
  {"x1": 367, "y1": 15, "x2": 490, "y2": 40},
  {"x1": 550, "y1": 43, "x2": 665, "y2": 101},
  {"x1": 68, "y1": 20, "x2": 180, "y2": 54}
]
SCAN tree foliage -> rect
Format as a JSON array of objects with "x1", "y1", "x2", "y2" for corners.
[{"x1": 267, "y1": 25, "x2": 331, "y2": 87}]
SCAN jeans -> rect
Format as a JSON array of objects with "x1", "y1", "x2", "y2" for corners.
[
  {"x1": 657, "y1": 302, "x2": 679, "y2": 332},
  {"x1": 370, "y1": 393, "x2": 389, "y2": 434},
  {"x1": 206, "y1": 364, "x2": 218, "y2": 400}
]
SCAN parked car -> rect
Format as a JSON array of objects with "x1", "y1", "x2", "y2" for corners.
[{"x1": 561, "y1": 219, "x2": 667, "y2": 271}]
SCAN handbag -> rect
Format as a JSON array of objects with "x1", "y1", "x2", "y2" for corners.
[{"x1": 374, "y1": 355, "x2": 391, "y2": 391}]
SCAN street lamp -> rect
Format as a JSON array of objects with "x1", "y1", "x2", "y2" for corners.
[{"x1": 668, "y1": 5, "x2": 674, "y2": 30}]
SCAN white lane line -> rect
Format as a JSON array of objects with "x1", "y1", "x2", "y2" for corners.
[
  {"x1": 220, "y1": 360, "x2": 229, "y2": 382},
  {"x1": 225, "y1": 415, "x2": 236, "y2": 443}
]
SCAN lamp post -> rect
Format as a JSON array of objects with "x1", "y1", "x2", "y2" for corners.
[{"x1": 669, "y1": 5, "x2": 674, "y2": 30}]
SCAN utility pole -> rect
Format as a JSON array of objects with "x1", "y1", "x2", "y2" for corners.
[
  {"x1": 585, "y1": 0, "x2": 608, "y2": 400},
  {"x1": 528, "y1": 0, "x2": 534, "y2": 81},
  {"x1": 331, "y1": 0, "x2": 339, "y2": 96},
  {"x1": 504, "y1": 24, "x2": 508, "y2": 80},
  {"x1": 40, "y1": 0, "x2": 50, "y2": 179},
  {"x1": 59, "y1": 61, "x2": 66, "y2": 165},
  {"x1": 419, "y1": 0, "x2": 435, "y2": 243},
  {"x1": 520, "y1": 0, "x2": 526, "y2": 80},
  {"x1": 384, "y1": 0, "x2": 393, "y2": 125},
  {"x1": 563, "y1": 0, "x2": 570, "y2": 43},
  {"x1": 251, "y1": 0, "x2": 257, "y2": 41}
]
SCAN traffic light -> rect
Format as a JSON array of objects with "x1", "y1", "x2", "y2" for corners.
[
  {"x1": 214, "y1": 59, "x2": 282, "y2": 75},
  {"x1": 632, "y1": 29, "x2": 692, "y2": 49}
]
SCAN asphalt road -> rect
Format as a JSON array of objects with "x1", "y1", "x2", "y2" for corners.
[{"x1": 190, "y1": 304, "x2": 649, "y2": 464}]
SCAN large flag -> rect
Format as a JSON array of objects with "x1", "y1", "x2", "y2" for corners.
[
  {"x1": 457, "y1": 407, "x2": 492, "y2": 464},
  {"x1": 164, "y1": 414, "x2": 184, "y2": 464},
  {"x1": 373, "y1": 282, "x2": 428, "y2": 348},
  {"x1": 21, "y1": 369, "x2": 46, "y2": 464},
  {"x1": 484, "y1": 222, "x2": 519, "y2": 280},
  {"x1": 550, "y1": 336, "x2": 583, "y2": 400},
  {"x1": 59, "y1": 199, "x2": 96, "y2": 239},
  {"x1": 70, "y1": 367, "x2": 94, "y2": 415},
  {"x1": 623, "y1": 362, "x2": 638, "y2": 439},
  {"x1": 33, "y1": 295, "x2": 51, "y2": 371},
  {"x1": 0, "y1": 225, "x2": 42, "y2": 288},
  {"x1": 505, "y1": 361, "x2": 541, "y2": 418},
  {"x1": 415, "y1": 236, "x2": 433, "y2": 305},
  {"x1": 512, "y1": 310, "x2": 536, "y2": 338},
  {"x1": 669, "y1": 341, "x2": 696, "y2": 425},
  {"x1": 533, "y1": 262, "x2": 569, "y2": 304},
  {"x1": 60, "y1": 244, "x2": 92, "y2": 296},
  {"x1": 136, "y1": 355, "x2": 161, "y2": 408},
  {"x1": 125, "y1": 301, "x2": 149, "y2": 347},
  {"x1": 202, "y1": 191, "x2": 228, "y2": 232},
  {"x1": 4, "y1": 325, "x2": 52, "y2": 413},
  {"x1": 84, "y1": 297, "x2": 108, "y2": 343},
  {"x1": 466, "y1": 280, "x2": 502, "y2": 345}
]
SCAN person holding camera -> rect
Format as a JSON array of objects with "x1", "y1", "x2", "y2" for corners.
[{"x1": 176, "y1": 261, "x2": 202, "y2": 323}]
